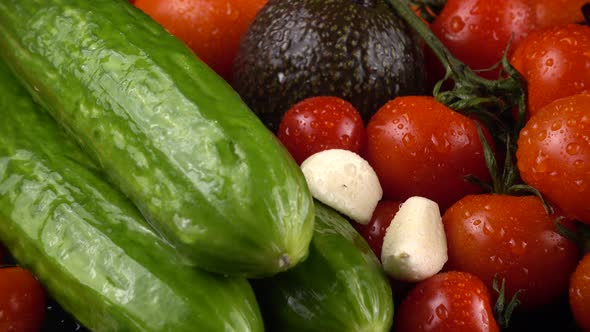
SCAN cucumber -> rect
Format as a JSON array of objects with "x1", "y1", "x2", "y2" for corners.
[
  {"x1": 0, "y1": 0, "x2": 314, "y2": 277},
  {"x1": 253, "y1": 202, "x2": 394, "y2": 332},
  {"x1": 0, "y1": 60, "x2": 263, "y2": 332}
]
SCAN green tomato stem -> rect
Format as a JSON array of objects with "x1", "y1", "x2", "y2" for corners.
[{"x1": 387, "y1": 0, "x2": 526, "y2": 121}]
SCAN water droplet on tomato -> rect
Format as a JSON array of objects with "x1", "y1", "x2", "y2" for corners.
[
  {"x1": 435, "y1": 304, "x2": 449, "y2": 320},
  {"x1": 449, "y1": 16, "x2": 465, "y2": 33},
  {"x1": 567, "y1": 118, "x2": 578, "y2": 127},
  {"x1": 566, "y1": 143, "x2": 581, "y2": 155},
  {"x1": 426, "y1": 314, "x2": 435, "y2": 324},
  {"x1": 473, "y1": 219, "x2": 482, "y2": 226},
  {"x1": 545, "y1": 58, "x2": 554, "y2": 67},
  {"x1": 574, "y1": 160, "x2": 585, "y2": 168},
  {"x1": 402, "y1": 133, "x2": 415, "y2": 147},
  {"x1": 534, "y1": 152, "x2": 549, "y2": 173},
  {"x1": 483, "y1": 222, "x2": 494, "y2": 235},
  {"x1": 551, "y1": 121, "x2": 562, "y2": 131}
]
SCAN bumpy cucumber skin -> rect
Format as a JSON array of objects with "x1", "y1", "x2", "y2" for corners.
[
  {"x1": 254, "y1": 202, "x2": 394, "y2": 332},
  {"x1": 0, "y1": 61, "x2": 264, "y2": 332},
  {"x1": 0, "y1": 0, "x2": 314, "y2": 277}
]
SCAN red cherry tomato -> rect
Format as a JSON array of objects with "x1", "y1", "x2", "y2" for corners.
[
  {"x1": 134, "y1": 0, "x2": 268, "y2": 81},
  {"x1": 429, "y1": 0, "x2": 536, "y2": 80},
  {"x1": 353, "y1": 200, "x2": 401, "y2": 259},
  {"x1": 517, "y1": 93, "x2": 590, "y2": 224},
  {"x1": 443, "y1": 194, "x2": 580, "y2": 310},
  {"x1": 393, "y1": 271, "x2": 499, "y2": 332},
  {"x1": 570, "y1": 253, "x2": 590, "y2": 332},
  {"x1": 366, "y1": 96, "x2": 492, "y2": 212},
  {"x1": 0, "y1": 267, "x2": 46, "y2": 332},
  {"x1": 510, "y1": 24, "x2": 590, "y2": 117},
  {"x1": 277, "y1": 96, "x2": 366, "y2": 165}
]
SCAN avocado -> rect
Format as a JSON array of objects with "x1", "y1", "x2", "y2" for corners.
[{"x1": 232, "y1": 0, "x2": 427, "y2": 132}]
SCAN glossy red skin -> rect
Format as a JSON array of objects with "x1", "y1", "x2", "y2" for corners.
[
  {"x1": 531, "y1": 0, "x2": 588, "y2": 28},
  {"x1": 134, "y1": 0, "x2": 267, "y2": 81},
  {"x1": 353, "y1": 200, "x2": 400, "y2": 259},
  {"x1": 443, "y1": 194, "x2": 580, "y2": 310},
  {"x1": 517, "y1": 94, "x2": 590, "y2": 224},
  {"x1": 394, "y1": 271, "x2": 499, "y2": 332},
  {"x1": 366, "y1": 96, "x2": 492, "y2": 212},
  {"x1": 570, "y1": 253, "x2": 590, "y2": 332},
  {"x1": 430, "y1": 0, "x2": 536, "y2": 80},
  {"x1": 0, "y1": 267, "x2": 45, "y2": 332},
  {"x1": 278, "y1": 96, "x2": 366, "y2": 165},
  {"x1": 510, "y1": 24, "x2": 590, "y2": 117}
]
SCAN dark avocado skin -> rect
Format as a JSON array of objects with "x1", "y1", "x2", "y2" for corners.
[{"x1": 232, "y1": 0, "x2": 427, "y2": 132}]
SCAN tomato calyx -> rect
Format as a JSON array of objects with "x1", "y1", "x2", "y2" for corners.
[
  {"x1": 492, "y1": 275, "x2": 521, "y2": 329},
  {"x1": 387, "y1": 0, "x2": 526, "y2": 120},
  {"x1": 466, "y1": 124, "x2": 555, "y2": 217}
]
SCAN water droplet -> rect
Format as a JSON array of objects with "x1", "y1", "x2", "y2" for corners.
[
  {"x1": 483, "y1": 222, "x2": 494, "y2": 235},
  {"x1": 426, "y1": 314, "x2": 435, "y2": 324},
  {"x1": 402, "y1": 134, "x2": 415, "y2": 147},
  {"x1": 473, "y1": 219, "x2": 482, "y2": 226},
  {"x1": 449, "y1": 16, "x2": 465, "y2": 33},
  {"x1": 545, "y1": 58, "x2": 554, "y2": 67},
  {"x1": 574, "y1": 160, "x2": 585, "y2": 168},
  {"x1": 567, "y1": 118, "x2": 578, "y2": 127},
  {"x1": 436, "y1": 304, "x2": 449, "y2": 320},
  {"x1": 566, "y1": 143, "x2": 581, "y2": 155},
  {"x1": 534, "y1": 153, "x2": 549, "y2": 173},
  {"x1": 551, "y1": 121, "x2": 562, "y2": 131}
]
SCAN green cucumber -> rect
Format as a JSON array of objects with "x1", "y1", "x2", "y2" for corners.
[
  {"x1": 254, "y1": 202, "x2": 394, "y2": 332},
  {"x1": 0, "y1": 0, "x2": 314, "y2": 277},
  {"x1": 0, "y1": 60, "x2": 263, "y2": 332}
]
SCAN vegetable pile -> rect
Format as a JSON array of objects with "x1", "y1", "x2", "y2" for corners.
[{"x1": 0, "y1": 0, "x2": 589, "y2": 331}]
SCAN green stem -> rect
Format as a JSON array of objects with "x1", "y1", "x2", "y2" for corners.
[{"x1": 387, "y1": 0, "x2": 526, "y2": 118}]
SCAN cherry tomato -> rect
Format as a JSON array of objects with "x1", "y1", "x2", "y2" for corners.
[
  {"x1": 531, "y1": 0, "x2": 588, "y2": 28},
  {"x1": 517, "y1": 93, "x2": 590, "y2": 224},
  {"x1": 443, "y1": 194, "x2": 580, "y2": 310},
  {"x1": 277, "y1": 96, "x2": 366, "y2": 165},
  {"x1": 429, "y1": 0, "x2": 536, "y2": 80},
  {"x1": 510, "y1": 24, "x2": 590, "y2": 117},
  {"x1": 570, "y1": 253, "x2": 590, "y2": 332},
  {"x1": 134, "y1": 0, "x2": 268, "y2": 81},
  {"x1": 353, "y1": 200, "x2": 401, "y2": 258},
  {"x1": 393, "y1": 271, "x2": 499, "y2": 332},
  {"x1": 366, "y1": 96, "x2": 492, "y2": 212},
  {"x1": 0, "y1": 267, "x2": 46, "y2": 332}
]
